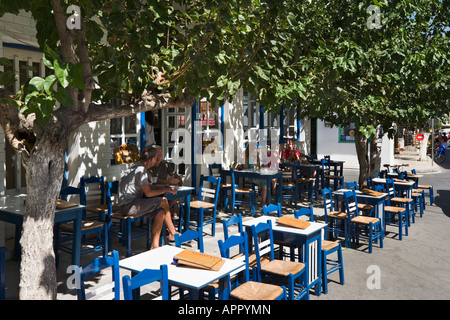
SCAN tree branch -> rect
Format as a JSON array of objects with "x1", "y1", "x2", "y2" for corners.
[{"x1": 85, "y1": 90, "x2": 195, "y2": 123}]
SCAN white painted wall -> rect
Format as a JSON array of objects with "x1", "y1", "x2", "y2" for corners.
[{"x1": 316, "y1": 120, "x2": 359, "y2": 168}]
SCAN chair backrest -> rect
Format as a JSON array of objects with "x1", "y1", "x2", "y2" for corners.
[
  {"x1": 217, "y1": 232, "x2": 250, "y2": 282},
  {"x1": 322, "y1": 188, "x2": 334, "y2": 217},
  {"x1": 60, "y1": 186, "x2": 83, "y2": 203},
  {"x1": 343, "y1": 190, "x2": 359, "y2": 219},
  {"x1": 378, "y1": 169, "x2": 387, "y2": 178},
  {"x1": 208, "y1": 163, "x2": 222, "y2": 178},
  {"x1": 374, "y1": 184, "x2": 385, "y2": 192},
  {"x1": 223, "y1": 214, "x2": 243, "y2": 240},
  {"x1": 251, "y1": 220, "x2": 275, "y2": 276},
  {"x1": 385, "y1": 178, "x2": 396, "y2": 200},
  {"x1": 366, "y1": 177, "x2": 374, "y2": 189},
  {"x1": 262, "y1": 203, "x2": 282, "y2": 217},
  {"x1": 293, "y1": 205, "x2": 314, "y2": 222},
  {"x1": 346, "y1": 181, "x2": 358, "y2": 190},
  {"x1": 76, "y1": 250, "x2": 120, "y2": 300},
  {"x1": 198, "y1": 175, "x2": 221, "y2": 206},
  {"x1": 105, "y1": 181, "x2": 120, "y2": 214},
  {"x1": 411, "y1": 169, "x2": 417, "y2": 175},
  {"x1": 122, "y1": 265, "x2": 169, "y2": 300},
  {"x1": 80, "y1": 176, "x2": 105, "y2": 206},
  {"x1": 175, "y1": 228, "x2": 204, "y2": 252}
]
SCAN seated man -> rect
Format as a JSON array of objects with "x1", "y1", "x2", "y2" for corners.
[
  {"x1": 118, "y1": 146, "x2": 179, "y2": 249},
  {"x1": 149, "y1": 145, "x2": 183, "y2": 186}
]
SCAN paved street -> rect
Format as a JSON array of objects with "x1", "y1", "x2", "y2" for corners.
[{"x1": 2, "y1": 155, "x2": 450, "y2": 300}]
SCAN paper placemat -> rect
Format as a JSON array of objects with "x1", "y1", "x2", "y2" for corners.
[
  {"x1": 361, "y1": 188, "x2": 384, "y2": 197},
  {"x1": 277, "y1": 216, "x2": 311, "y2": 230},
  {"x1": 173, "y1": 249, "x2": 225, "y2": 271}
]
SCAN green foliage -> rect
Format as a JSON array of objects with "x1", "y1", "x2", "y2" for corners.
[{"x1": 0, "y1": 0, "x2": 448, "y2": 132}]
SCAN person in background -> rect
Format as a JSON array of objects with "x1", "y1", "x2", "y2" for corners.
[
  {"x1": 118, "y1": 146, "x2": 179, "y2": 248},
  {"x1": 145, "y1": 111, "x2": 157, "y2": 147},
  {"x1": 149, "y1": 145, "x2": 183, "y2": 217},
  {"x1": 148, "y1": 145, "x2": 183, "y2": 186}
]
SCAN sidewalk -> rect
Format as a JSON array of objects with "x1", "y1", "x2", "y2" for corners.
[{"x1": 3, "y1": 164, "x2": 450, "y2": 301}]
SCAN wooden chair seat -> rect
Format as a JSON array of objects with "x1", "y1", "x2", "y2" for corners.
[
  {"x1": 190, "y1": 200, "x2": 216, "y2": 209},
  {"x1": 111, "y1": 212, "x2": 147, "y2": 220},
  {"x1": 87, "y1": 204, "x2": 120, "y2": 213},
  {"x1": 235, "y1": 188, "x2": 253, "y2": 193},
  {"x1": 384, "y1": 206, "x2": 406, "y2": 213},
  {"x1": 357, "y1": 203, "x2": 374, "y2": 211},
  {"x1": 221, "y1": 183, "x2": 237, "y2": 188},
  {"x1": 230, "y1": 281, "x2": 285, "y2": 300},
  {"x1": 412, "y1": 189, "x2": 424, "y2": 193},
  {"x1": 328, "y1": 211, "x2": 347, "y2": 219},
  {"x1": 325, "y1": 175, "x2": 343, "y2": 179},
  {"x1": 417, "y1": 185, "x2": 432, "y2": 189},
  {"x1": 322, "y1": 240, "x2": 340, "y2": 252},
  {"x1": 411, "y1": 192, "x2": 422, "y2": 197},
  {"x1": 298, "y1": 178, "x2": 315, "y2": 183},
  {"x1": 60, "y1": 220, "x2": 104, "y2": 232},
  {"x1": 261, "y1": 259, "x2": 305, "y2": 277},
  {"x1": 391, "y1": 197, "x2": 413, "y2": 203},
  {"x1": 351, "y1": 216, "x2": 380, "y2": 225}
]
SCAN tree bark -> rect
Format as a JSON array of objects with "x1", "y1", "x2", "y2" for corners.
[
  {"x1": 354, "y1": 129, "x2": 369, "y2": 189},
  {"x1": 19, "y1": 132, "x2": 67, "y2": 299},
  {"x1": 368, "y1": 133, "x2": 380, "y2": 178}
]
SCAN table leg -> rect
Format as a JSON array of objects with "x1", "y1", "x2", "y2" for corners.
[
  {"x1": 71, "y1": 208, "x2": 83, "y2": 266},
  {"x1": 183, "y1": 194, "x2": 191, "y2": 233}
]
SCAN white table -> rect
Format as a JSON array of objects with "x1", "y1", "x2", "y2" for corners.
[
  {"x1": 333, "y1": 188, "x2": 387, "y2": 225},
  {"x1": 119, "y1": 245, "x2": 245, "y2": 300},
  {"x1": 242, "y1": 216, "x2": 326, "y2": 295},
  {"x1": 372, "y1": 178, "x2": 415, "y2": 198}
]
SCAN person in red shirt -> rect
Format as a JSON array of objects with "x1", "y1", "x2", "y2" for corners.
[{"x1": 282, "y1": 139, "x2": 302, "y2": 162}]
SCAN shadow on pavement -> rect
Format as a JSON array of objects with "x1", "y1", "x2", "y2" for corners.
[{"x1": 435, "y1": 189, "x2": 450, "y2": 218}]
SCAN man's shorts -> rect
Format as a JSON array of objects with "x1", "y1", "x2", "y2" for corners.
[{"x1": 120, "y1": 196, "x2": 163, "y2": 218}]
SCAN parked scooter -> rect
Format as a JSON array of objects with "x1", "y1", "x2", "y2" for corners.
[{"x1": 435, "y1": 145, "x2": 446, "y2": 163}]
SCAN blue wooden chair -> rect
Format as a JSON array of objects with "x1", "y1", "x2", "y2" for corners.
[
  {"x1": 279, "y1": 163, "x2": 298, "y2": 206},
  {"x1": 182, "y1": 175, "x2": 221, "y2": 236},
  {"x1": 218, "y1": 232, "x2": 287, "y2": 300},
  {"x1": 346, "y1": 181, "x2": 375, "y2": 216},
  {"x1": 263, "y1": 203, "x2": 296, "y2": 261},
  {"x1": 293, "y1": 206, "x2": 344, "y2": 294},
  {"x1": 109, "y1": 181, "x2": 152, "y2": 257},
  {"x1": 56, "y1": 185, "x2": 108, "y2": 267},
  {"x1": 322, "y1": 188, "x2": 349, "y2": 246},
  {"x1": 252, "y1": 220, "x2": 309, "y2": 300},
  {"x1": 383, "y1": 179, "x2": 410, "y2": 240},
  {"x1": 122, "y1": 265, "x2": 169, "y2": 300},
  {"x1": 174, "y1": 228, "x2": 204, "y2": 252},
  {"x1": 76, "y1": 250, "x2": 120, "y2": 300},
  {"x1": 209, "y1": 163, "x2": 237, "y2": 209},
  {"x1": 262, "y1": 203, "x2": 282, "y2": 217},
  {"x1": 322, "y1": 159, "x2": 344, "y2": 191},
  {"x1": 412, "y1": 169, "x2": 434, "y2": 206},
  {"x1": 80, "y1": 176, "x2": 105, "y2": 220},
  {"x1": 227, "y1": 168, "x2": 256, "y2": 217},
  {"x1": 296, "y1": 163, "x2": 317, "y2": 203},
  {"x1": 173, "y1": 228, "x2": 205, "y2": 299},
  {"x1": 293, "y1": 206, "x2": 314, "y2": 222},
  {"x1": 344, "y1": 190, "x2": 383, "y2": 253}
]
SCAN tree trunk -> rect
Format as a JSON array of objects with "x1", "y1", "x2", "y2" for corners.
[
  {"x1": 368, "y1": 133, "x2": 381, "y2": 178},
  {"x1": 354, "y1": 129, "x2": 369, "y2": 189},
  {"x1": 19, "y1": 134, "x2": 67, "y2": 299},
  {"x1": 417, "y1": 132, "x2": 430, "y2": 161}
]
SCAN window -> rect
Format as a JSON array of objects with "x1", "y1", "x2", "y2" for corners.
[
  {"x1": 243, "y1": 91, "x2": 280, "y2": 144},
  {"x1": 110, "y1": 99, "x2": 141, "y2": 159}
]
